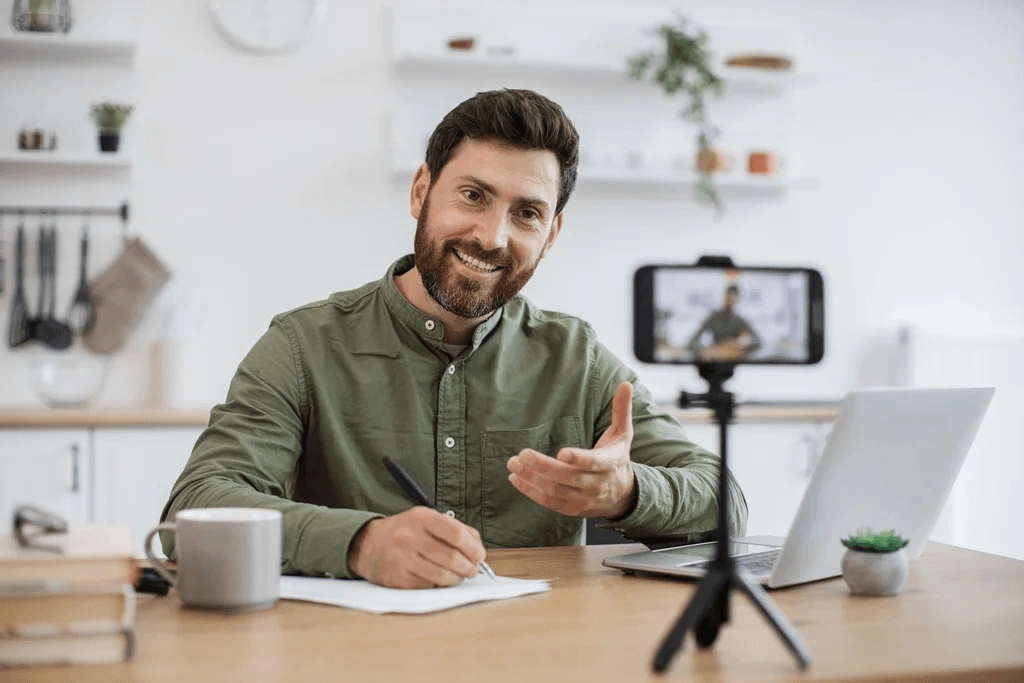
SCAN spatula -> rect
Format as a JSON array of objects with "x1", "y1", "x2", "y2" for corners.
[
  {"x1": 7, "y1": 223, "x2": 31, "y2": 348},
  {"x1": 38, "y1": 224, "x2": 73, "y2": 351}
]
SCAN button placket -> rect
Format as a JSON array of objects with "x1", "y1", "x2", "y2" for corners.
[{"x1": 435, "y1": 352, "x2": 466, "y2": 521}]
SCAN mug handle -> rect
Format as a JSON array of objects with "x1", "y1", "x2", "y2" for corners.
[{"x1": 144, "y1": 522, "x2": 178, "y2": 587}]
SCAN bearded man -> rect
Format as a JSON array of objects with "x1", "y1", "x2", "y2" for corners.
[{"x1": 161, "y1": 89, "x2": 747, "y2": 588}]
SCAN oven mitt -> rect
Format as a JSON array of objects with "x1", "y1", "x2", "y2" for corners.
[{"x1": 82, "y1": 237, "x2": 171, "y2": 355}]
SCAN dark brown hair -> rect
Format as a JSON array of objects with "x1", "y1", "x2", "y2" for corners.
[{"x1": 424, "y1": 89, "x2": 580, "y2": 215}]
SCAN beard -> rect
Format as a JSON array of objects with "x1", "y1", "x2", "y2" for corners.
[{"x1": 413, "y1": 195, "x2": 540, "y2": 319}]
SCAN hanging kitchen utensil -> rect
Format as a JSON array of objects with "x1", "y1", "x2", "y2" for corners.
[
  {"x1": 39, "y1": 222, "x2": 74, "y2": 351},
  {"x1": 30, "y1": 219, "x2": 47, "y2": 343},
  {"x1": 68, "y1": 215, "x2": 95, "y2": 335},
  {"x1": 7, "y1": 222, "x2": 31, "y2": 348}
]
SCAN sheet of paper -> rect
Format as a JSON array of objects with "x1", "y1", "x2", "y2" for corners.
[{"x1": 278, "y1": 574, "x2": 550, "y2": 614}]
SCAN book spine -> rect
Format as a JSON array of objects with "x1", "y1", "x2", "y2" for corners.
[
  {"x1": 0, "y1": 631, "x2": 132, "y2": 667},
  {"x1": 124, "y1": 626, "x2": 135, "y2": 661}
]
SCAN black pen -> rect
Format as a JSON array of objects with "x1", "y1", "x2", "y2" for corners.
[{"x1": 383, "y1": 456, "x2": 496, "y2": 579}]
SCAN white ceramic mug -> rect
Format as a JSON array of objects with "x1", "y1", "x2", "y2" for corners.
[{"x1": 144, "y1": 508, "x2": 282, "y2": 612}]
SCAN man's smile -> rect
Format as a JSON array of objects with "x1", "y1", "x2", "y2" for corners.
[{"x1": 452, "y1": 248, "x2": 501, "y2": 274}]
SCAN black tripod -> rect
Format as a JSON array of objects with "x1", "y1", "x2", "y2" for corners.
[{"x1": 652, "y1": 363, "x2": 811, "y2": 673}]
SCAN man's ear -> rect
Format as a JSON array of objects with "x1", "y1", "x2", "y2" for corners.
[
  {"x1": 540, "y1": 211, "x2": 564, "y2": 259},
  {"x1": 410, "y1": 162, "x2": 430, "y2": 220}
]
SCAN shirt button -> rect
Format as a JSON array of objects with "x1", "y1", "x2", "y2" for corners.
[
  {"x1": 425, "y1": 320, "x2": 435, "y2": 331},
  {"x1": 445, "y1": 510, "x2": 456, "y2": 518},
  {"x1": 445, "y1": 436, "x2": 455, "y2": 448},
  {"x1": 447, "y1": 365, "x2": 455, "y2": 375}
]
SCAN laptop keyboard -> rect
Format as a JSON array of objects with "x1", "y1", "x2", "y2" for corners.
[{"x1": 689, "y1": 550, "x2": 781, "y2": 577}]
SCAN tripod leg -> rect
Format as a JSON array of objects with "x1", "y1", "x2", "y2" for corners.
[
  {"x1": 733, "y1": 569, "x2": 812, "y2": 669},
  {"x1": 652, "y1": 570, "x2": 730, "y2": 673}
]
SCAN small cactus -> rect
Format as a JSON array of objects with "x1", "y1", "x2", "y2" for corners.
[{"x1": 841, "y1": 528, "x2": 909, "y2": 554}]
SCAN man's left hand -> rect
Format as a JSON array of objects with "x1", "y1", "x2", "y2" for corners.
[{"x1": 507, "y1": 381, "x2": 636, "y2": 519}]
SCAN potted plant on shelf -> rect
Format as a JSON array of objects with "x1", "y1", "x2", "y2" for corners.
[
  {"x1": 627, "y1": 15, "x2": 725, "y2": 213},
  {"x1": 90, "y1": 103, "x2": 134, "y2": 153},
  {"x1": 840, "y1": 528, "x2": 910, "y2": 596},
  {"x1": 11, "y1": 0, "x2": 73, "y2": 33}
]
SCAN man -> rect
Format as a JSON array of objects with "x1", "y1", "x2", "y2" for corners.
[
  {"x1": 687, "y1": 284, "x2": 762, "y2": 362},
  {"x1": 161, "y1": 89, "x2": 747, "y2": 589}
]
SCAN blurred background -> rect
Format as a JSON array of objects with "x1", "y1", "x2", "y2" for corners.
[{"x1": 0, "y1": 0, "x2": 1021, "y2": 560}]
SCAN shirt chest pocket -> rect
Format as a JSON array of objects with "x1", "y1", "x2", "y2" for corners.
[{"x1": 480, "y1": 416, "x2": 585, "y2": 548}]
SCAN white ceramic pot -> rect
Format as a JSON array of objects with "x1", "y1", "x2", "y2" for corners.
[{"x1": 841, "y1": 548, "x2": 909, "y2": 596}]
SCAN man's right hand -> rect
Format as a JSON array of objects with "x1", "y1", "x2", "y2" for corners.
[{"x1": 346, "y1": 507, "x2": 487, "y2": 588}]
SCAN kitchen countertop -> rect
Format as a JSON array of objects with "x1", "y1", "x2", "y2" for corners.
[
  {"x1": 0, "y1": 402, "x2": 838, "y2": 429},
  {"x1": 0, "y1": 408, "x2": 212, "y2": 429}
]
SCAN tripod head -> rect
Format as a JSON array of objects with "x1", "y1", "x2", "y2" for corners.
[{"x1": 677, "y1": 363, "x2": 737, "y2": 427}]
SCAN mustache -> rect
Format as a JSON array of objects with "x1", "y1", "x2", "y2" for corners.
[{"x1": 444, "y1": 240, "x2": 513, "y2": 268}]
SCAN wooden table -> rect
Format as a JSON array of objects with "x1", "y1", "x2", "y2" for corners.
[{"x1": 8, "y1": 543, "x2": 1024, "y2": 682}]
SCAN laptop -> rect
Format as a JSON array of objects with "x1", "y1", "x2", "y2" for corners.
[{"x1": 602, "y1": 387, "x2": 995, "y2": 588}]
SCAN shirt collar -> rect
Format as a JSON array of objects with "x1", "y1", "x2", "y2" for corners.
[{"x1": 380, "y1": 255, "x2": 504, "y2": 352}]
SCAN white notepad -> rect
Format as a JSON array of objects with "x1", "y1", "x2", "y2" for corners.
[{"x1": 279, "y1": 574, "x2": 550, "y2": 614}]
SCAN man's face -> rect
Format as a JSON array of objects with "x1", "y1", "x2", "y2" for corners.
[{"x1": 411, "y1": 137, "x2": 564, "y2": 319}]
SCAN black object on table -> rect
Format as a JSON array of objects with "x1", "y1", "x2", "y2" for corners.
[{"x1": 136, "y1": 567, "x2": 171, "y2": 597}]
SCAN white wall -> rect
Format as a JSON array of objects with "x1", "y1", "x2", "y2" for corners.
[{"x1": 1, "y1": 0, "x2": 1023, "y2": 410}]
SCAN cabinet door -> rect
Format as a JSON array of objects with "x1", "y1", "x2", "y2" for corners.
[
  {"x1": 0, "y1": 429, "x2": 92, "y2": 527},
  {"x1": 681, "y1": 421, "x2": 830, "y2": 538},
  {"x1": 93, "y1": 428, "x2": 202, "y2": 558}
]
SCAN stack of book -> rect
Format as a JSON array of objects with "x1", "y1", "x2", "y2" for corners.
[{"x1": 0, "y1": 524, "x2": 138, "y2": 668}]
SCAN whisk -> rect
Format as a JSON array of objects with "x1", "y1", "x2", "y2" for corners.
[{"x1": 68, "y1": 219, "x2": 95, "y2": 335}]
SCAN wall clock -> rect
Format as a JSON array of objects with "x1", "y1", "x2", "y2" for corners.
[{"x1": 207, "y1": 0, "x2": 327, "y2": 53}]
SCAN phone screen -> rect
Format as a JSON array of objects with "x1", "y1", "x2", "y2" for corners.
[{"x1": 635, "y1": 265, "x2": 824, "y2": 365}]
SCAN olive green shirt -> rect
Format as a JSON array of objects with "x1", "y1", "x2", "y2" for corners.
[
  {"x1": 161, "y1": 256, "x2": 747, "y2": 578},
  {"x1": 687, "y1": 310, "x2": 762, "y2": 355}
]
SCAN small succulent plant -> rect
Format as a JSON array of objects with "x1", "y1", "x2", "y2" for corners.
[
  {"x1": 841, "y1": 528, "x2": 910, "y2": 554},
  {"x1": 90, "y1": 103, "x2": 134, "y2": 134}
]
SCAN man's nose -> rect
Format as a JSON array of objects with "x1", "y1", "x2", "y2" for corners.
[{"x1": 472, "y1": 209, "x2": 510, "y2": 252}]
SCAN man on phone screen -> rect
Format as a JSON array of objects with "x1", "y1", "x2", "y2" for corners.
[{"x1": 687, "y1": 285, "x2": 762, "y2": 362}]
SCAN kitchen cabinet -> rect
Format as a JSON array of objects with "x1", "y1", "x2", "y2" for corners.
[
  {"x1": 0, "y1": 428, "x2": 92, "y2": 529},
  {"x1": 92, "y1": 428, "x2": 202, "y2": 558}
]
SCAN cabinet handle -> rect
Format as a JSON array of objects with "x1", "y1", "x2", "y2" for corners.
[
  {"x1": 801, "y1": 432, "x2": 818, "y2": 479},
  {"x1": 70, "y1": 444, "x2": 80, "y2": 493}
]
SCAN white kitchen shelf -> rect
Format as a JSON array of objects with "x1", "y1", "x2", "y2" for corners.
[
  {"x1": 578, "y1": 166, "x2": 813, "y2": 191},
  {"x1": 392, "y1": 52, "x2": 817, "y2": 92},
  {"x1": 391, "y1": 161, "x2": 811, "y2": 192},
  {"x1": 0, "y1": 33, "x2": 136, "y2": 60},
  {"x1": 0, "y1": 151, "x2": 132, "y2": 170}
]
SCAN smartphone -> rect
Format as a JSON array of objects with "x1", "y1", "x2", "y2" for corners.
[{"x1": 634, "y1": 264, "x2": 825, "y2": 365}]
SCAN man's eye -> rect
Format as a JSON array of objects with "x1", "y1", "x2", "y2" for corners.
[
  {"x1": 463, "y1": 189, "x2": 481, "y2": 202},
  {"x1": 520, "y1": 209, "x2": 538, "y2": 220}
]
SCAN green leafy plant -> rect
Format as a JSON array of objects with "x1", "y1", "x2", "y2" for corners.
[
  {"x1": 627, "y1": 16, "x2": 724, "y2": 213},
  {"x1": 90, "y1": 103, "x2": 134, "y2": 135},
  {"x1": 841, "y1": 528, "x2": 910, "y2": 554}
]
